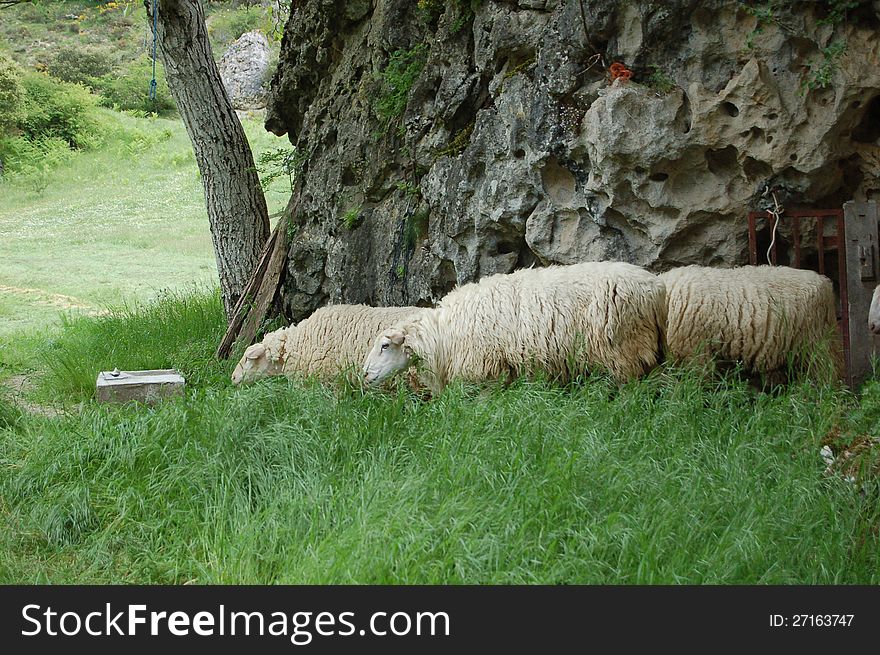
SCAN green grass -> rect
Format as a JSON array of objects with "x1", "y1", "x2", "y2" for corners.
[
  {"x1": 0, "y1": 289, "x2": 878, "y2": 584},
  {"x1": 0, "y1": 109, "x2": 289, "y2": 340}
]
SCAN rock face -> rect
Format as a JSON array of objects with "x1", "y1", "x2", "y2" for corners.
[
  {"x1": 265, "y1": 0, "x2": 880, "y2": 322},
  {"x1": 219, "y1": 31, "x2": 271, "y2": 110}
]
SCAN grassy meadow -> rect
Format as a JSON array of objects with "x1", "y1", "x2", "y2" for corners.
[
  {"x1": 1, "y1": 288, "x2": 880, "y2": 583},
  {"x1": 1, "y1": 1, "x2": 879, "y2": 586},
  {"x1": 0, "y1": 110, "x2": 289, "y2": 339}
]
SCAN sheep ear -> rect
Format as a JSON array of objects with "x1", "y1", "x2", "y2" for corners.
[
  {"x1": 246, "y1": 344, "x2": 266, "y2": 360},
  {"x1": 389, "y1": 331, "x2": 405, "y2": 346}
]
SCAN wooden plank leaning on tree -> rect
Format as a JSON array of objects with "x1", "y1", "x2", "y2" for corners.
[
  {"x1": 215, "y1": 224, "x2": 280, "y2": 359},
  {"x1": 216, "y1": 184, "x2": 301, "y2": 360}
]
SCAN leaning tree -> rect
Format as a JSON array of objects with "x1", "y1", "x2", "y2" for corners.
[{"x1": 145, "y1": 0, "x2": 271, "y2": 320}]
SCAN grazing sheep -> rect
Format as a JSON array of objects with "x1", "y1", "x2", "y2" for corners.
[
  {"x1": 231, "y1": 304, "x2": 426, "y2": 385},
  {"x1": 660, "y1": 265, "x2": 840, "y2": 377},
  {"x1": 869, "y1": 284, "x2": 880, "y2": 335},
  {"x1": 362, "y1": 261, "x2": 667, "y2": 392},
  {"x1": 231, "y1": 327, "x2": 288, "y2": 385}
]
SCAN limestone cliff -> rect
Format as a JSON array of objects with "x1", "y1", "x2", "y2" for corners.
[{"x1": 265, "y1": 0, "x2": 880, "y2": 320}]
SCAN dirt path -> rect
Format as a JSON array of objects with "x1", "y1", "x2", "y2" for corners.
[
  {"x1": 1, "y1": 374, "x2": 61, "y2": 418},
  {"x1": 0, "y1": 284, "x2": 101, "y2": 312}
]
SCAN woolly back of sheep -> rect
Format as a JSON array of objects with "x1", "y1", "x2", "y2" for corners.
[
  {"x1": 661, "y1": 265, "x2": 841, "y2": 380},
  {"x1": 282, "y1": 304, "x2": 427, "y2": 380},
  {"x1": 408, "y1": 261, "x2": 666, "y2": 386}
]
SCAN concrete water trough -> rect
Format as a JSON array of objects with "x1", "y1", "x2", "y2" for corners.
[{"x1": 96, "y1": 369, "x2": 185, "y2": 404}]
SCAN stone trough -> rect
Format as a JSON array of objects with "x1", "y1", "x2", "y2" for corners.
[{"x1": 96, "y1": 369, "x2": 185, "y2": 404}]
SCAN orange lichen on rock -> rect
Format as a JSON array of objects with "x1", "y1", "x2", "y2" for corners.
[{"x1": 609, "y1": 62, "x2": 633, "y2": 82}]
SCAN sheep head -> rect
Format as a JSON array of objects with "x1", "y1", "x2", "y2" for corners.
[
  {"x1": 363, "y1": 328, "x2": 410, "y2": 385},
  {"x1": 231, "y1": 343, "x2": 284, "y2": 385},
  {"x1": 870, "y1": 284, "x2": 880, "y2": 335}
]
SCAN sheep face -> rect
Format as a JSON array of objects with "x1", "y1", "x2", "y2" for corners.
[
  {"x1": 363, "y1": 329, "x2": 409, "y2": 385},
  {"x1": 231, "y1": 343, "x2": 283, "y2": 385},
  {"x1": 870, "y1": 285, "x2": 880, "y2": 335}
]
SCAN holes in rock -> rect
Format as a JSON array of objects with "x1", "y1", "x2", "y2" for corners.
[
  {"x1": 341, "y1": 166, "x2": 358, "y2": 186},
  {"x1": 514, "y1": 148, "x2": 526, "y2": 159},
  {"x1": 540, "y1": 157, "x2": 577, "y2": 205},
  {"x1": 767, "y1": 112, "x2": 778, "y2": 120},
  {"x1": 634, "y1": 166, "x2": 647, "y2": 175},
  {"x1": 722, "y1": 101, "x2": 739, "y2": 117},
  {"x1": 790, "y1": 153, "x2": 798, "y2": 161},
  {"x1": 743, "y1": 156, "x2": 772, "y2": 181},
  {"x1": 766, "y1": 135, "x2": 773, "y2": 143},
  {"x1": 852, "y1": 95, "x2": 880, "y2": 144},
  {"x1": 496, "y1": 239, "x2": 519, "y2": 255},
  {"x1": 649, "y1": 172, "x2": 669, "y2": 182},
  {"x1": 704, "y1": 145, "x2": 739, "y2": 176}
]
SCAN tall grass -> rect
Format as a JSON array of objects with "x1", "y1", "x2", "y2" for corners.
[
  {"x1": 1, "y1": 289, "x2": 878, "y2": 584},
  {"x1": 40, "y1": 287, "x2": 228, "y2": 402}
]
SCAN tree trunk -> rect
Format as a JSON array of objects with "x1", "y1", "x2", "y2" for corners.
[{"x1": 146, "y1": 0, "x2": 270, "y2": 319}]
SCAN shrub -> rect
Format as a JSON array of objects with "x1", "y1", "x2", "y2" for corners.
[
  {"x1": 0, "y1": 52, "x2": 25, "y2": 134},
  {"x1": 208, "y1": 6, "x2": 270, "y2": 49},
  {"x1": 46, "y1": 46, "x2": 115, "y2": 86},
  {"x1": 374, "y1": 44, "x2": 428, "y2": 125},
  {"x1": 0, "y1": 134, "x2": 73, "y2": 191},
  {"x1": 92, "y1": 55, "x2": 176, "y2": 116},
  {"x1": 18, "y1": 72, "x2": 103, "y2": 149}
]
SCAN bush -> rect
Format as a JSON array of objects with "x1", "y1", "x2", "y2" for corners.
[
  {"x1": 92, "y1": 55, "x2": 176, "y2": 116},
  {"x1": 18, "y1": 72, "x2": 103, "y2": 149},
  {"x1": 0, "y1": 134, "x2": 73, "y2": 191},
  {"x1": 46, "y1": 45, "x2": 115, "y2": 86},
  {"x1": 0, "y1": 52, "x2": 25, "y2": 134},
  {"x1": 208, "y1": 6, "x2": 270, "y2": 48}
]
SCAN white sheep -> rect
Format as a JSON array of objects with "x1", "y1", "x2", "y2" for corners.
[
  {"x1": 231, "y1": 304, "x2": 427, "y2": 385},
  {"x1": 362, "y1": 261, "x2": 667, "y2": 392},
  {"x1": 868, "y1": 284, "x2": 880, "y2": 335},
  {"x1": 660, "y1": 265, "x2": 840, "y2": 377}
]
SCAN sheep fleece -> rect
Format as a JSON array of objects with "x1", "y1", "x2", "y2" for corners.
[
  {"x1": 282, "y1": 304, "x2": 426, "y2": 377},
  {"x1": 660, "y1": 265, "x2": 838, "y2": 372},
  {"x1": 401, "y1": 261, "x2": 666, "y2": 387}
]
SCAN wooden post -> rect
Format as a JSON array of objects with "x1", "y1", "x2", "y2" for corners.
[{"x1": 843, "y1": 200, "x2": 879, "y2": 388}]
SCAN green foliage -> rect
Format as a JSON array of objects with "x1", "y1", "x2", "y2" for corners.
[
  {"x1": 45, "y1": 45, "x2": 114, "y2": 86},
  {"x1": 0, "y1": 52, "x2": 25, "y2": 133},
  {"x1": 404, "y1": 208, "x2": 429, "y2": 249},
  {"x1": 39, "y1": 287, "x2": 228, "y2": 402},
  {"x1": 0, "y1": 134, "x2": 74, "y2": 192},
  {"x1": 417, "y1": 0, "x2": 482, "y2": 33},
  {"x1": 434, "y1": 120, "x2": 474, "y2": 158},
  {"x1": 816, "y1": 0, "x2": 859, "y2": 27},
  {"x1": 396, "y1": 180, "x2": 420, "y2": 197},
  {"x1": 255, "y1": 146, "x2": 304, "y2": 192},
  {"x1": 17, "y1": 71, "x2": 103, "y2": 149},
  {"x1": 341, "y1": 207, "x2": 361, "y2": 230},
  {"x1": 644, "y1": 64, "x2": 676, "y2": 94},
  {"x1": 2, "y1": 321, "x2": 880, "y2": 582},
  {"x1": 395, "y1": 263, "x2": 406, "y2": 279},
  {"x1": 0, "y1": 392, "x2": 22, "y2": 431},
  {"x1": 743, "y1": 0, "x2": 780, "y2": 50},
  {"x1": 91, "y1": 55, "x2": 176, "y2": 116},
  {"x1": 208, "y1": 4, "x2": 271, "y2": 49},
  {"x1": 801, "y1": 40, "x2": 846, "y2": 94},
  {"x1": 374, "y1": 43, "x2": 428, "y2": 126}
]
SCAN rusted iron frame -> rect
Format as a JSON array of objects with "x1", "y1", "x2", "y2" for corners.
[{"x1": 747, "y1": 208, "x2": 849, "y2": 380}]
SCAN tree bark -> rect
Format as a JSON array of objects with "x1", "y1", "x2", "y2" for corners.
[{"x1": 146, "y1": 0, "x2": 270, "y2": 319}]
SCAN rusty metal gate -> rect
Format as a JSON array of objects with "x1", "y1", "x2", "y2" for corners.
[{"x1": 747, "y1": 201, "x2": 879, "y2": 388}]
